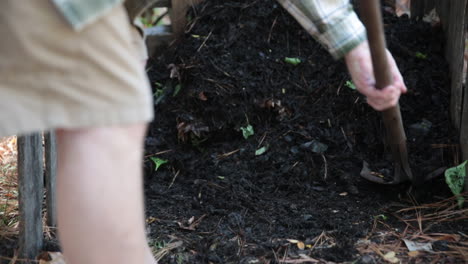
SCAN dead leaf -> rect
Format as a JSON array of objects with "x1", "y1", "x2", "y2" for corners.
[
  {"x1": 383, "y1": 251, "x2": 399, "y2": 263},
  {"x1": 403, "y1": 239, "x2": 433, "y2": 252},
  {"x1": 38, "y1": 252, "x2": 66, "y2": 264},
  {"x1": 198, "y1": 91, "x2": 208, "y2": 101},
  {"x1": 177, "y1": 214, "x2": 206, "y2": 231},
  {"x1": 395, "y1": 0, "x2": 410, "y2": 17},
  {"x1": 261, "y1": 99, "x2": 281, "y2": 109},
  {"x1": 297, "y1": 241, "x2": 305, "y2": 250},
  {"x1": 339, "y1": 192, "x2": 348, "y2": 196},
  {"x1": 287, "y1": 239, "x2": 300, "y2": 244},
  {"x1": 146, "y1": 217, "x2": 158, "y2": 224},
  {"x1": 176, "y1": 121, "x2": 210, "y2": 142},
  {"x1": 432, "y1": 234, "x2": 461, "y2": 242},
  {"x1": 408, "y1": 251, "x2": 420, "y2": 257},
  {"x1": 188, "y1": 216, "x2": 195, "y2": 225},
  {"x1": 167, "y1": 64, "x2": 180, "y2": 81}
]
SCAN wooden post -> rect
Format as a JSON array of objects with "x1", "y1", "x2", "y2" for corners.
[
  {"x1": 463, "y1": 52, "x2": 468, "y2": 193},
  {"x1": 436, "y1": 1, "x2": 467, "y2": 131},
  {"x1": 45, "y1": 132, "x2": 57, "y2": 227},
  {"x1": 412, "y1": 1, "x2": 468, "y2": 191},
  {"x1": 17, "y1": 134, "x2": 44, "y2": 261}
]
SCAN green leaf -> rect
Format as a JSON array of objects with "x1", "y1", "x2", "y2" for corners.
[
  {"x1": 415, "y1": 52, "x2": 428, "y2": 59},
  {"x1": 345, "y1": 80, "x2": 356, "y2": 90},
  {"x1": 150, "y1": 157, "x2": 168, "y2": 171},
  {"x1": 173, "y1": 84, "x2": 182, "y2": 97},
  {"x1": 154, "y1": 88, "x2": 164, "y2": 98},
  {"x1": 445, "y1": 161, "x2": 466, "y2": 208},
  {"x1": 240, "y1": 124, "x2": 254, "y2": 139},
  {"x1": 284, "y1": 57, "x2": 302, "y2": 66},
  {"x1": 255, "y1": 146, "x2": 268, "y2": 156}
]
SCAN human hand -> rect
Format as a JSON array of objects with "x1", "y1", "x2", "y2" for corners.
[{"x1": 345, "y1": 41, "x2": 407, "y2": 111}]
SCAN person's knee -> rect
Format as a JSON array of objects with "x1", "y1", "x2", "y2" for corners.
[{"x1": 56, "y1": 123, "x2": 147, "y2": 149}]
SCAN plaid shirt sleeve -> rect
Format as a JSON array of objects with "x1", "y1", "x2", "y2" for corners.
[{"x1": 276, "y1": 0, "x2": 367, "y2": 59}]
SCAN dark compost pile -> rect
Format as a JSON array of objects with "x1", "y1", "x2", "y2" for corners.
[{"x1": 142, "y1": 0, "x2": 466, "y2": 263}]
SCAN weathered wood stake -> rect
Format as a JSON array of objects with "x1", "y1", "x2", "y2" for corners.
[
  {"x1": 45, "y1": 132, "x2": 57, "y2": 227},
  {"x1": 17, "y1": 134, "x2": 44, "y2": 261}
]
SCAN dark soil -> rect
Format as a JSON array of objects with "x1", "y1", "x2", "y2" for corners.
[{"x1": 143, "y1": 0, "x2": 467, "y2": 263}]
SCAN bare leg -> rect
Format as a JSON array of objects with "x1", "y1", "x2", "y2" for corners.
[{"x1": 56, "y1": 124, "x2": 156, "y2": 264}]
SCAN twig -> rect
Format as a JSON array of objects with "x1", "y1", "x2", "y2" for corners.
[
  {"x1": 218, "y1": 149, "x2": 239, "y2": 159},
  {"x1": 258, "y1": 132, "x2": 267, "y2": 148},
  {"x1": 197, "y1": 30, "x2": 213, "y2": 52},
  {"x1": 321, "y1": 155, "x2": 328, "y2": 180},
  {"x1": 168, "y1": 170, "x2": 180, "y2": 189},
  {"x1": 153, "y1": 241, "x2": 183, "y2": 261},
  {"x1": 144, "y1": 149, "x2": 173, "y2": 158},
  {"x1": 267, "y1": 16, "x2": 278, "y2": 43}
]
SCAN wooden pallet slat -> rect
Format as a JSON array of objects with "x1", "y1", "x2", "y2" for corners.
[
  {"x1": 440, "y1": 1, "x2": 467, "y2": 131},
  {"x1": 411, "y1": 0, "x2": 468, "y2": 191}
]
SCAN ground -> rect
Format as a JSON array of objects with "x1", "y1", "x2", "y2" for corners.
[{"x1": 0, "y1": 0, "x2": 467, "y2": 263}]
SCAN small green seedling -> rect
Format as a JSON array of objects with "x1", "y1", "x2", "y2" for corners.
[
  {"x1": 139, "y1": 17, "x2": 153, "y2": 28},
  {"x1": 345, "y1": 80, "x2": 356, "y2": 90},
  {"x1": 445, "y1": 161, "x2": 466, "y2": 208},
  {"x1": 173, "y1": 84, "x2": 182, "y2": 97},
  {"x1": 154, "y1": 82, "x2": 164, "y2": 98},
  {"x1": 154, "y1": 89, "x2": 164, "y2": 98},
  {"x1": 255, "y1": 146, "x2": 268, "y2": 156},
  {"x1": 150, "y1": 157, "x2": 168, "y2": 171},
  {"x1": 284, "y1": 57, "x2": 302, "y2": 66},
  {"x1": 240, "y1": 124, "x2": 254, "y2": 139},
  {"x1": 374, "y1": 214, "x2": 388, "y2": 221},
  {"x1": 415, "y1": 52, "x2": 428, "y2": 60}
]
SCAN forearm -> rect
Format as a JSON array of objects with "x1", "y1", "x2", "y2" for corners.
[{"x1": 277, "y1": 0, "x2": 367, "y2": 59}]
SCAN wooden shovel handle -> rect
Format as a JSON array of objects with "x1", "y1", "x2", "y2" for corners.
[{"x1": 360, "y1": 0, "x2": 393, "y2": 89}]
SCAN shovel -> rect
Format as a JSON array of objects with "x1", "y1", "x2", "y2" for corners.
[{"x1": 358, "y1": 0, "x2": 420, "y2": 185}]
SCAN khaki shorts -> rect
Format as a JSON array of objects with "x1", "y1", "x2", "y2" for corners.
[{"x1": 0, "y1": 0, "x2": 154, "y2": 137}]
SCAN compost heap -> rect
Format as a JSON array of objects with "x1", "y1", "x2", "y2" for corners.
[{"x1": 143, "y1": 0, "x2": 463, "y2": 263}]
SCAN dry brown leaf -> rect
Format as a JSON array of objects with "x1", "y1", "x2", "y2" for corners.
[
  {"x1": 297, "y1": 241, "x2": 305, "y2": 250},
  {"x1": 408, "y1": 251, "x2": 420, "y2": 257}
]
